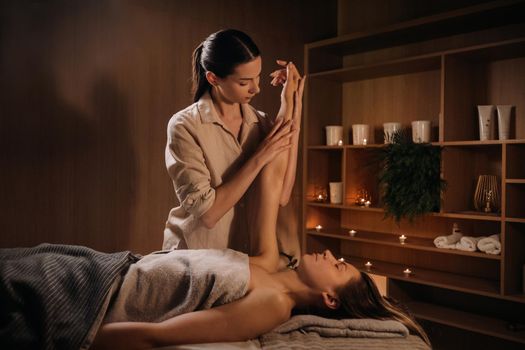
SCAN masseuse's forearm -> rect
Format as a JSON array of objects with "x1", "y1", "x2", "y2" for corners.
[{"x1": 200, "y1": 153, "x2": 264, "y2": 229}]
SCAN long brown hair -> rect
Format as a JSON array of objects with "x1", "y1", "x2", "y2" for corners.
[
  {"x1": 191, "y1": 29, "x2": 260, "y2": 102},
  {"x1": 335, "y1": 272, "x2": 431, "y2": 346}
]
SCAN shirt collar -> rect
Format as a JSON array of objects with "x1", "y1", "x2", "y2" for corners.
[{"x1": 197, "y1": 91, "x2": 259, "y2": 125}]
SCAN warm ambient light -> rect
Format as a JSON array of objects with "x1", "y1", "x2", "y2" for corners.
[
  {"x1": 349, "y1": 229, "x2": 357, "y2": 237},
  {"x1": 403, "y1": 268, "x2": 412, "y2": 276},
  {"x1": 399, "y1": 235, "x2": 407, "y2": 244},
  {"x1": 315, "y1": 225, "x2": 322, "y2": 232},
  {"x1": 364, "y1": 200, "x2": 371, "y2": 208},
  {"x1": 363, "y1": 138, "x2": 368, "y2": 145},
  {"x1": 337, "y1": 139, "x2": 343, "y2": 146},
  {"x1": 365, "y1": 261, "x2": 372, "y2": 270}
]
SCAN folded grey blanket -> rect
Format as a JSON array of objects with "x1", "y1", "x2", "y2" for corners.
[
  {"x1": 260, "y1": 315, "x2": 430, "y2": 350},
  {"x1": 0, "y1": 243, "x2": 137, "y2": 350},
  {"x1": 270, "y1": 315, "x2": 408, "y2": 338}
]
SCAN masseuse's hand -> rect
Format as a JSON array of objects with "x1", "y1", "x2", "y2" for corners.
[{"x1": 254, "y1": 118, "x2": 295, "y2": 167}]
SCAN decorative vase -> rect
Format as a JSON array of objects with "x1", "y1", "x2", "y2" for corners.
[{"x1": 473, "y1": 175, "x2": 500, "y2": 213}]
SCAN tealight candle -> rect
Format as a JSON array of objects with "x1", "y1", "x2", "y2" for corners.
[
  {"x1": 338, "y1": 258, "x2": 345, "y2": 263},
  {"x1": 315, "y1": 225, "x2": 322, "y2": 232},
  {"x1": 365, "y1": 261, "x2": 372, "y2": 270},
  {"x1": 363, "y1": 138, "x2": 368, "y2": 145},
  {"x1": 403, "y1": 268, "x2": 412, "y2": 276},
  {"x1": 337, "y1": 139, "x2": 343, "y2": 146},
  {"x1": 364, "y1": 200, "x2": 371, "y2": 208},
  {"x1": 349, "y1": 229, "x2": 357, "y2": 237},
  {"x1": 399, "y1": 234, "x2": 407, "y2": 244},
  {"x1": 316, "y1": 194, "x2": 324, "y2": 202}
]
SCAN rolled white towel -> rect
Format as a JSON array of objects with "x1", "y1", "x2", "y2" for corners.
[
  {"x1": 477, "y1": 234, "x2": 501, "y2": 255},
  {"x1": 455, "y1": 236, "x2": 482, "y2": 252},
  {"x1": 434, "y1": 232, "x2": 463, "y2": 249}
]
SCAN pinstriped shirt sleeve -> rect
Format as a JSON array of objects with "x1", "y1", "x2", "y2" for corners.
[{"x1": 166, "y1": 115, "x2": 215, "y2": 219}]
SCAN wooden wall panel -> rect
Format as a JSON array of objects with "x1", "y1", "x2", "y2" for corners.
[{"x1": 0, "y1": 0, "x2": 337, "y2": 253}]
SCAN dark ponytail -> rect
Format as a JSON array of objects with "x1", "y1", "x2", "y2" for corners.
[
  {"x1": 191, "y1": 29, "x2": 260, "y2": 102},
  {"x1": 192, "y1": 43, "x2": 208, "y2": 103}
]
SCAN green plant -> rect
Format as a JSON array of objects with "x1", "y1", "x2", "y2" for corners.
[{"x1": 377, "y1": 131, "x2": 446, "y2": 223}]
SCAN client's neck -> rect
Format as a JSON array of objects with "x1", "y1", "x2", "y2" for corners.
[{"x1": 274, "y1": 270, "x2": 322, "y2": 309}]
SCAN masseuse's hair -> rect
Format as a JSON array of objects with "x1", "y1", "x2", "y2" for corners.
[
  {"x1": 333, "y1": 272, "x2": 431, "y2": 346},
  {"x1": 192, "y1": 29, "x2": 260, "y2": 102}
]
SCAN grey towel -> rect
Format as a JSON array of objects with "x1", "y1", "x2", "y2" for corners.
[
  {"x1": 0, "y1": 243, "x2": 136, "y2": 350},
  {"x1": 105, "y1": 248, "x2": 250, "y2": 323},
  {"x1": 270, "y1": 315, "x2": 408, "y2": 338},
  {"x1": 260, "y1": 315, "x2": 430, "y2": 350}
]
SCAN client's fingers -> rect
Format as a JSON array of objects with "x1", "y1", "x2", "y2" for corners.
[{"x1": 276, "y1": 59, "x2": 288, "y2": 66}]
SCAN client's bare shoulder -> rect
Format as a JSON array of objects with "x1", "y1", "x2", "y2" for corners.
[{"x1": 247, "y1": 263, "x2": 294, "y2": 314}]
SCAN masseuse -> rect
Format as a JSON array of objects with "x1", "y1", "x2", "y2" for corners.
[{"x1": 163, "y1": 29, "x2": 302, "y2": 254}]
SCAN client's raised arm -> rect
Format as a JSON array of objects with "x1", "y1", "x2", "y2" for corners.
[{"x1": 249, "y1": 63, "x2": 304, "y2": 272}]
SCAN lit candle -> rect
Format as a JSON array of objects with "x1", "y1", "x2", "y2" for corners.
[
  {"x1": 363, "y1": 138, "x2": 368, "y2": 145},
  {"x1": 403, "y1": 268, "x2": 412, "y2": 276},
  {"x1": 365, "y1": 261, "x2": 372, "y2": 270},
  {"x1": 359, "y1": 198, "x2": 366, "y2": 205},
  {"x1": 337, "y1": 139, "x2": 343, "y2": 146},
  {"x1": 316, "y1": 194, "x2": 324, "y2": 202},
  {"x1": 364, "y1": 200, "x2": 371, "y2": 208},
  {"x1": 349, "y1": 229, "x2": 357, "y2": 237},
  {"x1": 315, "y1": 225, "x2": 322, "y2": 232},
  {"x1": 338, "y1": 258, "x2": 345, "y2": 263},
  {"x1": 399, "y1": 234, "x2": 407, "y2": 244}
]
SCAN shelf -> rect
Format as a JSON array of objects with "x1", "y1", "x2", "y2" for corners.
[
  {"x1": 307, "y1": 144, "x2": 384, "y2": 150},
  {"x1": 307, "y1": 145, "x2": 345, "y2": 150},
  {"x1": 436, "y1": 212, "x2": 502, "y2": 222},
  {"x1": 406, "y1": 301, "x2": 525, "y2": 344},
  {"x1": 309, "y1": 54, "x2": 440, "y2": 82},
  {"x1": 503, "y1": 294, "x2": 525, "y2": 303},
  {"x1": 306, "y1": 229, "x2": 501, "y2": 261},
  {"x1": 506, "y1": 217, "x2": 525, "y2": 223},
  {"x1": 506, "y1": 179, "x2": 525, "y2": 184},
  {"x1": 339, "y1": 255, "x2": 501, "y2": 298},
  {"x1": 306, "y1": 202, "x2": 383, "y2": 212},
  {"x1": 306, "y1": 0, "x2": 525, "y2": 58},
  {"x1": 306, "y1": 203, "x2": 504, "y2": 221}
]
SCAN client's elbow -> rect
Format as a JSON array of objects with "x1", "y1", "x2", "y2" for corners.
[{"x1": 279, "y1": 193, "x2": 291, "y2": 207}]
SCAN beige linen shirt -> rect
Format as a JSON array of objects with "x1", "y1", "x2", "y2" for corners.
[{"x1": 163, "y1": 92, "x2": 269, "y2": 251}]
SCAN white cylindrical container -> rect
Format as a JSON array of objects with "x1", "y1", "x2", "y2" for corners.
[
  {"x1": 477, "y1": 105, "x2": 495, "y2": 141},
  {"x1": 325, "y1": 125, "x2": 343, "y2": 146},
  {"x1": 383, "y1": 122, "x2": 402, "y2": 144},
  {"x1": 352, "y1": 124, "x2": 370, "y2": 145},
  {"x1": 329, "y1": 182, "x2": 343, "y2": 204},
  {"x1": 496, "y1": 105, "x2": 513, "y2": 140},
  {"x1": 411, "y1": 120, "x2": 431, "y2": 143}
]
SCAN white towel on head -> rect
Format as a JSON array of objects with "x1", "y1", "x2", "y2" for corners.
[
  {"x1": 433, "y1": 232, "x2": 463, "y2": 249},
  {"x1": 477, "y1": 234, "x2": 501, "y2": 255},
  {"x1": 455, "y1": 236, "x2": 482, "y2": 252}
]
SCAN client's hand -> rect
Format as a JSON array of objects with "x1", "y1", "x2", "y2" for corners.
[{"x1": 270, "y1": 60, "x2": 302, "y2": 102}]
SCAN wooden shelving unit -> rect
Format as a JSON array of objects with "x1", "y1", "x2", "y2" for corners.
[{"x1": 303, "y1": 1, "x2": 525, "y2": 346}]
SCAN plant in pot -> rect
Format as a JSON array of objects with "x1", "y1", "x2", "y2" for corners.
[{"x1": 376, "y1": 131, "x2": 446, "y2": 223}]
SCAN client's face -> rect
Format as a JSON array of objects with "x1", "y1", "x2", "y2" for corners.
[{"x1": 297, "y1": 250, "x2": 360, "y2": 292}]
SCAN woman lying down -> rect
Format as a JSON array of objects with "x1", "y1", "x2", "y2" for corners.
[{"x1": 0, "y1": 67, "x2": 430, "y2": 350}]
